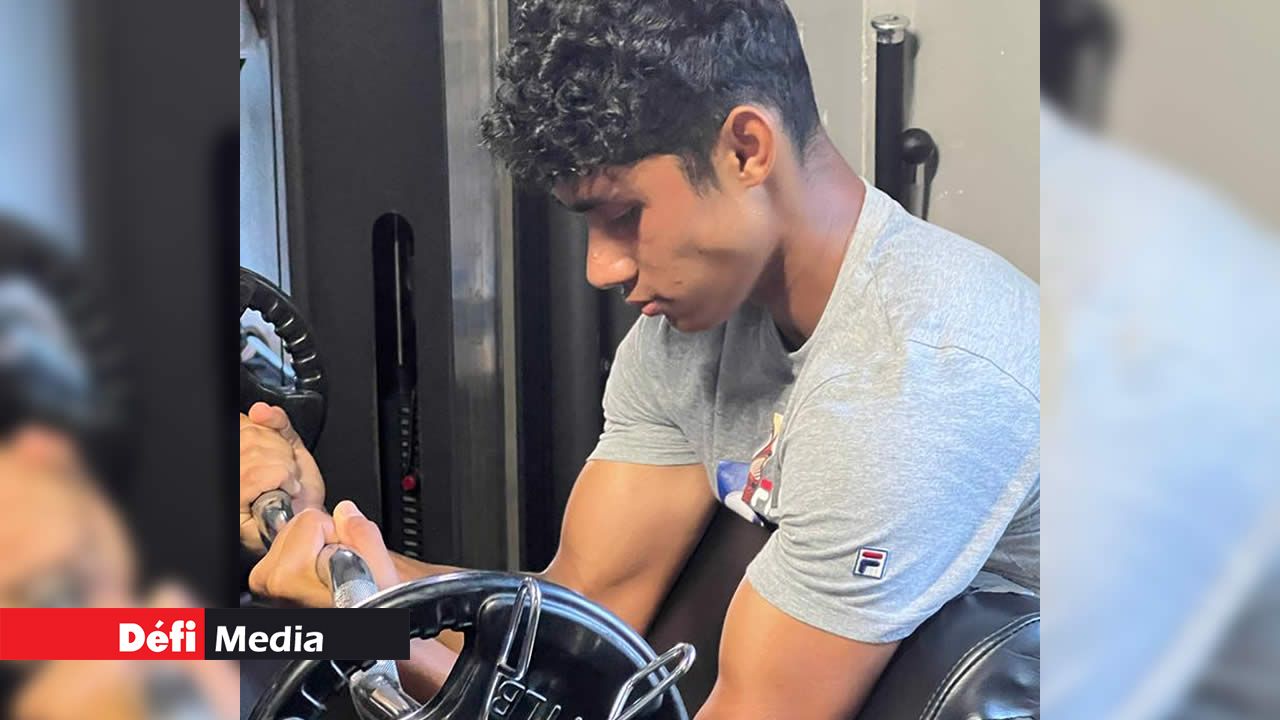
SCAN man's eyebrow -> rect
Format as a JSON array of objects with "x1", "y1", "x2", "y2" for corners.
[{"x1": 556, "y1": 196, "x2": 609, "y2": 214}]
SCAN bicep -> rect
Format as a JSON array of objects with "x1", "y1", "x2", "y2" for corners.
[
  {"x1": 700, "y1": 579, "x2": 898, "y2": 720},
  {"x1": 543, "y1": 459, "x2": 716, "y2": 633}
]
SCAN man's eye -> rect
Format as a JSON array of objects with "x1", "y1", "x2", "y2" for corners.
[{"x1": 610, "y1": 206, "x2": 641, "y2": 228}]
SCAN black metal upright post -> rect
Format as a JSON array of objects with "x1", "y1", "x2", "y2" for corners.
[
  {"x1": 268, "y1": 0, "x2": 463, "y2": 565},
  {"x1": 872, "y1": 14, "x2": 910, "y2": 204}
]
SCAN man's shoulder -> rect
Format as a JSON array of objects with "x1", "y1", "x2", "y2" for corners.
[
  {"x1": 858, "y1": 213, "x2": 1040, "y2": 399},
  {"x1": 866, "y1": 212, "x2": 1039, "y2": 341}
]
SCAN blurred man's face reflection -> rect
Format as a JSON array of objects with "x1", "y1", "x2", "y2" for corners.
[{"x1": 0, "y1": 425, "x2": 134, "y2": 609}]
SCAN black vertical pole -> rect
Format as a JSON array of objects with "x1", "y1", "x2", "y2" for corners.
[{"x1": 872, "y1": 14, "x2": 910, "y2": 204}]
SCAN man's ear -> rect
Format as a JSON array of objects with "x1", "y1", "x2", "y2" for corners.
[{"x1": 717, "y1": 105, "x2": 777, "y2": 188}]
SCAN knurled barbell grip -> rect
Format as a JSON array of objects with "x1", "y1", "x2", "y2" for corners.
[
  {"x1": 250, "y1": 491, "x2": 383, "y2": 613},
  {"x1": 250, "y1": 491, "x2": 415, "y2": 718}
]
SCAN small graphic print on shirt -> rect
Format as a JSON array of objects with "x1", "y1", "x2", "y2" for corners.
[
  {"x1": 853, "y1": 547, "x2": 888, "y2": 579},
  {"x1": 715, "y1": 413, "x2": 783, "y2": 526}
]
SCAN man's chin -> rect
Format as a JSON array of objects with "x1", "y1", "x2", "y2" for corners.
[{"x1": 663, "y1": 310, "x2": 724, "y2": 334}]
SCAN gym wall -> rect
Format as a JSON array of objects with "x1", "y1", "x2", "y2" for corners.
[
  {"x1": 1102, "y1": 0, "x2": 1280, "y2": 231},
  {"x1": 790, "y1": 0, "x2": 1041, "y2": 280}
]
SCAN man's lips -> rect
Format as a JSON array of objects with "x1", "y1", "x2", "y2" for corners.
[{"x1": 627, "y1": 298, "x2": 662, "y2": 316}]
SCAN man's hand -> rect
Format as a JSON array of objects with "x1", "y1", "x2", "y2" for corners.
[
  {"x1": 239, "y1": 402, "x2": 326, "y2": 553},
  {"x1": 249, "y1": 502, "x2": 467, "y2": 702},
  {"x1": 248, "y1": 500, "x2": 398, "y2": 607}
]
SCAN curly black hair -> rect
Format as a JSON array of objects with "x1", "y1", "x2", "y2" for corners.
[{"x1": 480, "y1": 0, "x2": 821, "y2": 189}]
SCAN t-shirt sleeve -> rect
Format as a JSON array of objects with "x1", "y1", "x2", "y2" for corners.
[
  {"x1": 745, "y1": 351, "x2": 1040, "y2": 643},
  {"x1": 587, "y1": 318, "x2": 700, "y2": 466}
]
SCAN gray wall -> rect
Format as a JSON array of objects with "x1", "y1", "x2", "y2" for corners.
[
  {"x1": 0, "y1": 0, "x2": 80, "y2": 248},
  {"x1": 1103, "y1": 0, "x2": 1280, "y2": 231},
  {"x1": 790, "y1": 0, "x2": 1040, "y2": 280},
  {"x1": 240, "y1": 0, "x2": 286, "y2": 287}
]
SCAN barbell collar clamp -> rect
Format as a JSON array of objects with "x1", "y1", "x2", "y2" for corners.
[{"x1": 607, "y1": 642, "x2": 696, "y2": 720}]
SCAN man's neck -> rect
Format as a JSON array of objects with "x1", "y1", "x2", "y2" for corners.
[{"x1": 754, "y1": 139, "x2": 866, "y2": 348}]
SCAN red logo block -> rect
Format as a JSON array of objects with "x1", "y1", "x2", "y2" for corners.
[{"x1": 0, "y1": 608, "x2": 206, "y2": 660}]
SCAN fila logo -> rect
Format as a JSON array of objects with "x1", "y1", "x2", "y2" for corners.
[{"x1": 853, "y1": 547, "x2": 888, "y2": 579}]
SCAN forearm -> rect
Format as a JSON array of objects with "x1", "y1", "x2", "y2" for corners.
[
  {"x1": 391, "y1": 552, "x2": 464, "y2": 583},
  {"x1": 387, "y1": 551, "x2": 659, "y2": 649},
  {"x1": 390, "y1": 550, "x2": 597, "y2": 604},
  {"x1": 391, "y1": 459, "x2": 711, "y2": 634},
  {"x1": 387, "y1": 562, "x2": 661, "y2": 705},
  {"x1": 389, "y1": 553, "x2": 469, "y2": 653},
  {"x1": 397, "y1": 638, "x2": 460, "y2": 701},
  {"x1": 538, "y1": 550, "x2": 669, "y2": 636},
  {"x1": 384, "y1": 555, "x2": 470, "y2": 699}
]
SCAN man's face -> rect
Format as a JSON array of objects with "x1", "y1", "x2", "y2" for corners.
[
  {"x1": 553, "y1": 155, "x2": 776, "y2": 332},
  {"x1": 0, "y1": 425, "x2": 134, "y2": 608}
]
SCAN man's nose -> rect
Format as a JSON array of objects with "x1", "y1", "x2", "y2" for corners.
[
  {"x1": 584, "y1": 231, "x2": 637, "y2": 291},
  {"x1": 10, "y1": 424, "x2": 79, "y2": 467}
]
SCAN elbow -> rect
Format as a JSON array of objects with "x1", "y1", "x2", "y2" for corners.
[
  {"x1": 537, "y1": 563, "x2": 658, "y2": 635},
  {"x1": 696, "y1": 687, "x2": 778, "y2": 720}
]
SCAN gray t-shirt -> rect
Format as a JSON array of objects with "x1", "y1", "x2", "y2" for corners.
[{"x1": 589, "y1": 184, "x2": 1040, "y2": 643}]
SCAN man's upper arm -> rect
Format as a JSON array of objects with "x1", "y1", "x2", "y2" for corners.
[
  {"x1": 746, "y1": 360, "x2": 1040, "y2": 644},
  {"x1": 699, "y1": 578, "x2": 898, "y2": 720},
  {"x1": 546, "y1": 317, "x2": 715, "y2": 632},
  {"x1": 544, "y1": 460, "x2": 716, "y2": 633}
]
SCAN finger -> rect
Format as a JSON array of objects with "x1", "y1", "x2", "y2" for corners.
[
  {"x1": 239, "y1": 424, "x2": 299, "y2": 467},
  {"x1": 238, "y1": 423, "x2": 292, "y2": 451},
  {"x1": 239, "y1": 462, "x2": 302, "y2": 504},
  {"x1": 333, "y1": 500, "x2": 399, "y2": 589},
  {"x1": 247, "y1": 543, "x2": 277, "y2": 596},
  {"x1": 248, "y1": 507, "x2": 319, "y2": 595},
  {"x1": 248, "y1": 403, "x2": 305, "y2": 449},
  {"x1": 271, "y1": 509, "x2": 337, "y2": 605},
  {"x1": 271, "y1": 507, "x2": 337, "y2": 558}
]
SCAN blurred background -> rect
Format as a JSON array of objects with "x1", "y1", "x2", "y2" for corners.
[
  {"x1": 0, "y1": 0, "x2": 236, "y2": 599},
  {"x1": 1042, "y1": 1, "x2": 1280, "y2": 719},
  {"x1": 1, "y1": 0, "x2": 236, "y2": 717}
]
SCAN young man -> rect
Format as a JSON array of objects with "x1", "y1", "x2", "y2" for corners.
[{"x1": 240, "y1": 1, "x2": 1039, "y2": 716}]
